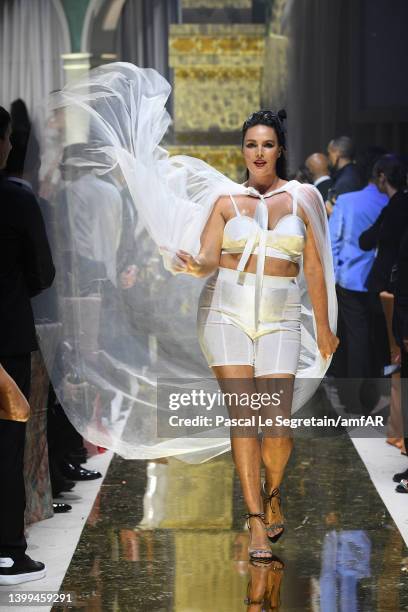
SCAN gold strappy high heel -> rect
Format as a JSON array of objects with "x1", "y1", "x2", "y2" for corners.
[
  {"x1": 244, "y1": 512, "x2": 274, "y2": 564},
  {"x1": 0, "y1": 365, "x2": 30, "y2": 422},
  {"x1": 262, "y1": 483, "x2": 285, "y2": 543}
]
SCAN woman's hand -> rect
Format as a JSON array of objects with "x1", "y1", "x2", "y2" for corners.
[
  {"x1": 172, "y1": 250, "x2": 202, "y2": 276},
  {"x1": 317, "y1": 327, "x2": 339, "y2": 360}
]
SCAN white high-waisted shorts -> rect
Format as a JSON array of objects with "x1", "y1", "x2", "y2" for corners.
[{"x1": 197, "y1": 267, "x2": 301, "y2": 377}]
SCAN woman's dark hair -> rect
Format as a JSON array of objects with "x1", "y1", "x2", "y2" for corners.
[
  {"x1": 355, "y1": 145, "x2": 387, "y2": 185},
  {"x1": 5, "y1": 130, "x2": 40, "y2": 176},
  {"x1": 242, "y1": 109, "x2": 288, "y2": 180},
  {"x1": 0, "y1": 107, "x2": 11, "y2": 139},
  {"x1": 373, "y1": 154, "x2": 407, "y2": 191}
]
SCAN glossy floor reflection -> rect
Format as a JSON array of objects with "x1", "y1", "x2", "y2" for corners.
[{"x1": 57, "y1": 436, "x2": 408, "y2": 611}]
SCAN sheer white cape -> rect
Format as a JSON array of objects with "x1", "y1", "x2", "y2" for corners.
[{"x1": 36, "y1": 62, "x2": 337, "y2": 463}]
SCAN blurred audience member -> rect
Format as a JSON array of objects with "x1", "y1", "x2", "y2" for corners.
[
  {"x1": 47, "y1": 384, "x2": 102, "y2": 501},
  {"x1": 57, "y1": 143, "x2": 122, "y2": 296},
  {"x1": 305, "y1": 152, "x2": 332, "y2": 201},
  {"x1": 329, "y1": 148, "x2": 388, "y2": 377},
  {"x1": 0, "y1": 106, "x2": 54, "y2": 585},
  {"x1": 5, "y1": 132, "x2": 40, "y2": 195},
  {"x1": 9, "y1": 99, "x2": 41, "y2": 193},
  {"x1": 39, "y1": 101, "x2": 65, "y2": 201},
  {"x1": 5, "y1": 120, "x2": 99, "y2": 508},
  {"x1": 359, "y1": 155, "x2": 408, "y2": 294},
  {"x1": 294, "y1": 163, "x2": 313, "y2": 184},
  {"x1": 356, "y1": 146, "x2": 387, "y2": 187},
  {"x1": 326, "y1": 136, "x2": 363, "y2": 214},
  {"x1": 10, "y1": 98, "x2": 31, "y2": 139},
  {"x1": 359, "y1": 155, "x2": 408, "y2": 439},
  {"x1": 392, "y1": 225, "x2": 408, "y2": 491}
]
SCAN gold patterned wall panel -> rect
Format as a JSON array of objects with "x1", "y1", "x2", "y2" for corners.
[
  {"x1": 173, "y1": 66, "x2": 262, "y2": 132},
  {"x1": 168, "y1": 145, "x2": 246, "y2": 182},
  {"x1": 169, "y1": 24, "x2": 265, "y2": 134},
  {"x1": 182, "y1": 0, "x2": 251, "y2": 8},
  {"x1": 170, "y1": 24, "x2": 265, "y2": 67}
]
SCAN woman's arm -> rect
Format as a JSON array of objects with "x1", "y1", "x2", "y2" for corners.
[
  {"x1": 302, "y1": 216, "x2": 339, "y2": 359},
  {"x1": 172, "y1": 197, "x2": 226, "y2": 277}
]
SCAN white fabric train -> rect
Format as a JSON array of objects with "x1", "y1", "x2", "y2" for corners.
[{"x1": 35, "y1": 62, "x2": 337, "y2": 463}]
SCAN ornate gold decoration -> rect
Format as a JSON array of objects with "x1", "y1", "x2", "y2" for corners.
[
  {"x1": 169, "y1": 25, "x2": 265, "y2": 133},
  {"x1": 172, "y1": 67, "x2": 262, "y2": 132},
  {"x1": 168, "y1": 145, "x2": 246, "y2": 182},
  {"x1": 170, "y1": 34, "x2": 264, "y2": 59}
]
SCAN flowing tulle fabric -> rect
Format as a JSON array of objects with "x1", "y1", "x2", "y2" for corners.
[{"x1": 34, "y1": 62, "x2": 337, "y2": 463}]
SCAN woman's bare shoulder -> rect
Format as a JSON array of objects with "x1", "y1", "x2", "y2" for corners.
[
  {"x1": 213, "y1": 194, "x2": 234, "y2": 214},
  {"x1": 215, "y1": 194, "x2": 232, "y2": 205}
]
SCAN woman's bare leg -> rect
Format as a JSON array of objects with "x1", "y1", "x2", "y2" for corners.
[
  {"x1": 213, "y1": 364, "x2": 271, "y2": 558},
  {"x1": 256, "y1": 374, "x2": 294, "y2": 538}
]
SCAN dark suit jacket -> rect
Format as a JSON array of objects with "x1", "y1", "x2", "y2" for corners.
[
  {"x1": 359, "y1": 190, "x2": 408, "y2": 293},
  {"x1": 0, "y1": 175, "x2": 55, "y2": 355},
  {"x1": 330, "y1": 163, "x2": 363, "y2": 200},
  {"x1": 315, "y1": 178, "x2": 332, "y2": 201},
  {"x1": 393, "y1": 225, "x2": 408, "y2": 346}
]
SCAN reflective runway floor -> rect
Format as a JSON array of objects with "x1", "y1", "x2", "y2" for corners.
[{"x1": 57, "y1": 436, "x2": 408, "y2": 611}]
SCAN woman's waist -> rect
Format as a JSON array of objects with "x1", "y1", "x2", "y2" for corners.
[
  {"x1": 219, "y1": 252, "x2": 299, "y2": 277},
  {"x1": 217, "y1": 266, "x2": 297, "y2": 288}
]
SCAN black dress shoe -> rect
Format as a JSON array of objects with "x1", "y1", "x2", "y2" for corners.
[
  {"x1": 53, "y1": 502, "x2": 72, "y2": 513},
  {"x1": 50, "y1": 460, "x2": 76, "y2": 496},
  {"x1": 396, "y1": 479, "x2": 408, "y2": 493},
  {"x1": 393, "y1": 468, "x2": 408, "y2": 483},
  {"x1": 60, "y1": 462, "x2": 102, "y2": 481},
  {"x1": 0, "y1": 555, "x2": 46, "y2": 585}
]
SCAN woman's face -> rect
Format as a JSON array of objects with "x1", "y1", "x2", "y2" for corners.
[{"x1": 243, "y1": 124, "x2": 282, "y2": 179}]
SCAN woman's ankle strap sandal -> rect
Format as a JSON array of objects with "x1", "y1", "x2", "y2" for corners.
[
  {"x1": 244, "y1": 511, "x2": 266, "y2": 525},
  {"x1": 261, "y1": 483, "x2": 285, "y2": 543},
  {"x1": 244, "y1": 596, "x2": 265, "y2": 605},
  {"x1": 244, "y1": 512, "x2": 273, "y2": 564}
]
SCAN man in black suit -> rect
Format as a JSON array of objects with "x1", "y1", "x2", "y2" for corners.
[
  {"x1": 0, "y1": 107, "x2": 55, "y2": 585},
  {"x1": 326, "y1": 136, "x2": 363, "y2": 214},
  {"x1": 358, "y1": 155, "x2": 408, "y2": 409},
  {"x1": 305, "y1": 152, "x2": 332, "y2": 201},
  {"x1": 359, "y1": 155, "x2": 408, "y2": 294},
  {"x1": 392, "y1": 225, "x2": 408, "y2": 490}
]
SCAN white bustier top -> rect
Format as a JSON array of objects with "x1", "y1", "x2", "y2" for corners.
[
  {"x1": 222, "y1": 213, "x2": 306, "y2": 261},
  {"x1": 220, "y1": 181, "x2": 307, "y2": 329}
]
